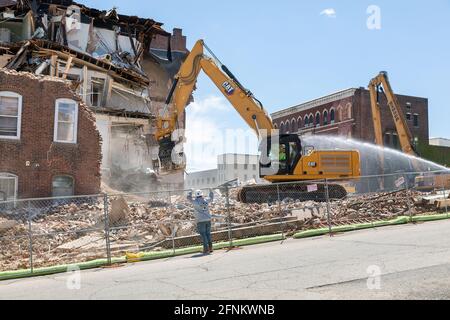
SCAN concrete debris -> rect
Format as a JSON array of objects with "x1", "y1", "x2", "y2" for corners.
[
  {"x1": 0, "y1": 189, "x2": 445, "y2": 271},
  {"x1": 110, "y1": 197, "x2": 130, "y2": 226},
  {"x1": 0, "y1": 219, "x2": 18, "y2": 234}
]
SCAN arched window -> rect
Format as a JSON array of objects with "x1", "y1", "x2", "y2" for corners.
[
  {"x1": 323, "y1": 110, "x2": 329, "y2": 126},
  {"x1": 52, "y1": 175, "x2": 74, "y2": 197},
  {"x1": 274, "y1": 123, "x2": 278, "y2": 129},
  {"x1": 291, "y1": 119, "x2": 297, "y2": 133},
  {"x1": 315, "y1": 113, "x2": 321, "y2": 127},
  {"x1": 280, "y1": 122, "x2": 285, "y2": 133},
  {"x1": 309, "y1": 115, "x2": 314, "y2": 127},
  {"x1": 285, "y1": 120, "x2": 290, "y2": 133},
  {"x1": 0, "y1": 173, "x2": 18, "y2": 202},
  {"x1": 330, "y1": 109, "x2": 336, "y2": 124},
  {"x1": 0, "y1": 91, "x2": 22, "y2": 140},
  {"x1": 304, "y1": 117, "x2": 309, "y2": 128},
  {"x1": 298, "y1": 117, "x2": 302, "y2": 129},
  {"x1": 54, "y1": 99, "x2": 79, "y2": 144}
]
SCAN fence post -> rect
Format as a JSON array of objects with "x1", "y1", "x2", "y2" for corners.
[
  {"x1": 225, "y1": 186, "x2": 233, "y2": 250},
  {"x1": 277, "y1": 184, "x2": 285, "y2": 241},
  {"x1": 404, "y1": 174, "x2": 413, "y2": 222},
  {"x1": 442, "y1": 181, "x2": 448, "y2": 218},
  {"x1": 103, "y1": 194, "x2": 112, "y2": 266},
  {"x1": 27, "y1": 200, "x2": 34, "y2": 274},
  {"x1": 324, "y1": 179, "x2": 333, "y2": 237}
]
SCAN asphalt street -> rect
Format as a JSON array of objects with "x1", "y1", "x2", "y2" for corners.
[{"x1": 2, "y1": 220, "x2": 450, "y2": 300}]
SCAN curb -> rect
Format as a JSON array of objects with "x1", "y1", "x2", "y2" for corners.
[{"x1": 293, "y1": 213, "x2": 449, "y2": 239}]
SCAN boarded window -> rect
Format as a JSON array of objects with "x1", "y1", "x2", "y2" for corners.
[
  {"x1": 52, "y1": 176, "x2": 74, "y2": 197},
  {"x1": 55, "y1": 99, "x2": 78, "y2": 143},
  {"x1": 0, "y1": 92, "x2": 21, "y2": 138},
  {"x1": 0, "y1": 173, "x2": 17, "y2": 202}
]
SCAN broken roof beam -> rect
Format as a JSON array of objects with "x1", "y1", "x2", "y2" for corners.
[
  {"x1": 61, "y1": 55, "x2": 73, "y2": 79},
  {"x1": 30, "y1": 39, "x2": 150, "y2": 86},
  {"x1": 4, "y1": 41, "x2": 30, "y2": 70}
]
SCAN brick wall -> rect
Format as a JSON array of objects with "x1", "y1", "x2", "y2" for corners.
[
  {"x1": 355, "y1": 88, "x2": 429, "y2": 146},
  {"x1": 273, "y1": 89, "x2": 429, "y2": 147},
  {"x1": 0, "y1": 70, "x2": 102, "y2": 199},
  {"x1": 151, "y1": 28, "x2": 187, "y2": 52},
  {"x1": 273, "y1": 96, "x2": 355, "y2": 137}
]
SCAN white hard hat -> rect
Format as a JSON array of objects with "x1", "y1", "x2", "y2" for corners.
[{"x1": 195, "y1": 190, "x2": 204, "y2": 198}]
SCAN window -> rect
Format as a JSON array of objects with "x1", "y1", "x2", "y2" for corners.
[
  {"x1": 309, "y1": 115, "x2": 314, "y2": 127},
  {"x1": 0, "y1": 173, "x2": 17, "y2": 202},
  {"x1": 244, "y1": 164, "x2": 248, "y2": 170},
  {"x1": 298, "y1": 117, "x2": 302, "y2": 129},
  {"x1": 304, "y1": 117, "x2": 309, "y2": 128},
  {"x1": 91, "y1": 77, "x2": 105, "y2": 107},
  {"x1": 54, "y1": 99, "x2": 78, "y2": 143},
  {"x1": 413, "y1": 114, "x2": 419, "y2": 127},
  {"x1": 384, "y1": 133, "x2": 391, "y2": 146},
  {"x1": 315, "y1": 113, "x2": 321, "y2": 127},
  {"x1": 52, "y1": 176, "x2": 74, "y2": 197},
  {"x1": 0, "y1": 92, "x2": 22, "y2": 139},
  {"x1": 291, "y1": 119, "x2": 297, "y2": 132},
  {"x1": 392, "y1": 134, "x2": 399, "y2": 149},
  {"x1": 406, "y1": 102, "x2": 412, "y2": 110},
  {"x1": 253, "y1": 164, "x2": 257, "y2": 171},
  {"x1": 406, "y1": 113, "x2": 412, "y2": 121},
  {"x1": 330, "y1": 109, "x2": 335, "y2": 124},
  {"x1": 323, "y1": 111, "x2": 329, "y2": 126}
]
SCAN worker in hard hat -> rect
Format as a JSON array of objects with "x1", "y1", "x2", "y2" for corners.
[{"x1": 187, "y1": 189, "x2": 215, "y2": 255}]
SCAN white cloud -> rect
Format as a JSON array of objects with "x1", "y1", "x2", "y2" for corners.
[
  {"x1": 184, "y1": 95, "x2": 259, "y2": 172},
  {"x1": 320, "y1": 8, "x2": 337, "y2": 18},
  {"x1": 188, "y1": 95, "x2": 228, "y2": 115}
]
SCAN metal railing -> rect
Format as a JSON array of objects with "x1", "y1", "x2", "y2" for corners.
[{"x1": 0, "y1": 170, "x2": 449, "y2": 276}]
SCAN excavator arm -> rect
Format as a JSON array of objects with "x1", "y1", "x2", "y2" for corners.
[
  {"x1": 368, "y1": 71, "x2": 416, "y2": 155},
  {"x1": 153, "y1": 40, "x2": 274, "y2": 172},
  {"x1": 156, "y1": 40, "x2": 273, "y2": 141}
]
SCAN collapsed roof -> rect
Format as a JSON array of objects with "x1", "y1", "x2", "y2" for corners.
[{"x1": 0, "y1": 0, "x2": 174, "y2": 86}]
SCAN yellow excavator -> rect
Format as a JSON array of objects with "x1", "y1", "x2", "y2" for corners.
[
  {"x1": 368, "y1": 71, "x2": 450, "y2": 190},
  {"x1": 368, "y1": 71, "x2": 418, "y2": 159},
  {"x1": 152, "y1": 40, "x2": 361, "y2": 203}
]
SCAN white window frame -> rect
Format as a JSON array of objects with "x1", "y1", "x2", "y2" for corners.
[
  {"x1": 54, "y1": 98, "x2": 79, "y2": 144},
  {"x1": 0, "y1": 91, "x2": 22, "y2": 140},
  {"x1": 0, "y1": 173, "x2": 18, "y2": 202}
]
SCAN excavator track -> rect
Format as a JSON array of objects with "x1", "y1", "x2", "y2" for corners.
[{"x1": 237, "y1": 182, "x2": 347, "y2": 204}]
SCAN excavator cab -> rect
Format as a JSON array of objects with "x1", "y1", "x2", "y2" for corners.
[{"x1": 259, "y1": 134, "x2": 302, "y2": 177}]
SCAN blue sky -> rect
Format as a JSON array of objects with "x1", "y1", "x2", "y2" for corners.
[{"x1": 80, "y1": 0, "x2": 450, "y2": 171}]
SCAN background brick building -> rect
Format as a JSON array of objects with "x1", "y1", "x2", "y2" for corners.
[
  {"x1": 272, "y1": 87, "x2": 429, "y2": 151},
  {"x1": 0, "y1": 70, "x2": 101, "y2": 200}
]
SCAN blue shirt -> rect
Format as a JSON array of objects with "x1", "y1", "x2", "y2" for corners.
[{"x1": 187, "y1": 191, "x2": 214, "y2": 223}]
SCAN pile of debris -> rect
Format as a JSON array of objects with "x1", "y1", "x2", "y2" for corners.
[{"x1": 0, "y1": 189, "x2": 446, "y2": 271}]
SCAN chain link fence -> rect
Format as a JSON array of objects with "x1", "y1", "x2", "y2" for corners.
[{"x1": 0, "y1": 170, "x2": 449, "y2": 276}]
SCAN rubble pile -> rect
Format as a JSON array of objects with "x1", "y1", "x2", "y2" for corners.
[
  {"x1": 0, "y1": 189, "x2": 445, "y2": 272},
  {"x1": 330, "y1": 190, "x2": 432, "y2": 220}
]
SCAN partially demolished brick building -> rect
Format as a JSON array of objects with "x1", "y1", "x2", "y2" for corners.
[{"x1": 0, "y1": 0, "x2": 188, "y2": 200}]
